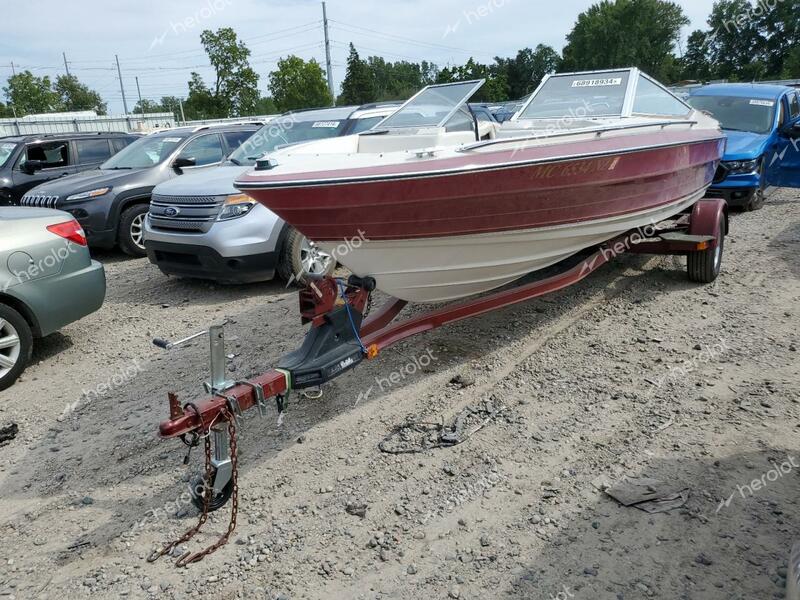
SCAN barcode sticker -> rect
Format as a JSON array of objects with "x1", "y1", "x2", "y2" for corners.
[
  {"x1": 749, "y1": 99, "x2": 775, "y2": 107},
  {"x1": 572, "y1": 78, "x2": 623, "y2": 88},
  {"x1": 312, "y1": 121, "x2": 341, "y2": 128}
]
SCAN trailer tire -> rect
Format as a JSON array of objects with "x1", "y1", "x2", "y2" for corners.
[{"x1": 687, "y1": 213, "x2": 725, "y2": 284}]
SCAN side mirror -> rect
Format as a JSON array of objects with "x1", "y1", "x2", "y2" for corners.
[
  {"x1": 21, "y1": 160, "x2": 44, "y2": 175},
  {"x1": 788, "y1": 122, "x2": 800, "y2": 138},
  {"x1": 172, "y1": 156, "x2": 196, "y2": 171}
]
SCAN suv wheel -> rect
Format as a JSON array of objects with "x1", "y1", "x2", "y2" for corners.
[
  {"x1": 745, "y1": 161, "x2": 767, "y2": 212},
  {"x1": 118, "y1": 204, "x2": 150, "y2": 257},
  {"x1": 278, "y1": 228, "x2": 336, "y2": 285},
  {"x1": 0, "y1": 304, "x2": 33, "y2": 392}
]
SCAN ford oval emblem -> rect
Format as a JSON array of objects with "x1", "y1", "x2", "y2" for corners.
[{"x1": 164, "y1": 206, "x2": 181, "y2": 217}]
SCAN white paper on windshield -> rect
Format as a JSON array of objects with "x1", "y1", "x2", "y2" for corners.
[
  {"x1": 749, "y1": 99, "x2": 775, "y2": 107},
  {"x1": 163, "y1": 137, "x2": 183, "y2": 143},
  {"x1": 572, "y1": 78, "x2": 623, "y2": 88},
  {"x1": 312, "y1": 121, "x2": 340, "y2": 128}
]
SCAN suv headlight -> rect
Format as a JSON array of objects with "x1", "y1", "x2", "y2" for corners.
[
  {"x1": 218, "y1": 193, "x2": 256, "y2": 221},
  {"x1": 66, "y1": 187, "x2": 112, "y2": 201},
  {"x1": 722, "y1": 159, "x2": 760, "y2": 175}
]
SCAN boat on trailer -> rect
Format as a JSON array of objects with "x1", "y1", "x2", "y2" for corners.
[
  {"x1": 237, "y1": 68, "x2": 726, "y2": 303},
  {"x1": 148, "y1": 70, "x2": 730, "y2": 567}
]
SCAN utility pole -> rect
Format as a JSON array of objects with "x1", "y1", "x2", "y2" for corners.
[
  {"x1": 115, "y1": 54, "x2": 129, "y2": 115},
  {"x1": 178, "y1": 98, "x2": 186, "y2": 123},
  {"x1": 63, "y1": 52, "x2": 71, "y2": 77},
  {"x1": 322, "y1": 2, "x2": 335, "y2": 105},
  {"x1": 135, "y1": 76, "x2": 143, "y2": 113},
  {"x1": 9, "y1": 61, "x2": 15, "y2": 76}
]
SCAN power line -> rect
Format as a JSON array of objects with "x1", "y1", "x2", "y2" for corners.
[{"x1": 329, "y1": 20, "x2": 475, "y2": 54}]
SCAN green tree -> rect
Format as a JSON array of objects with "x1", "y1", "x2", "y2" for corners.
[
  {"x1": 784, "y1": 47, "x2": 800, "y2": 78},
  {"x1": 185, "y1": 27, "x2": 260, "y2": 118},
  {"x1": 562, "y1": 0, "x2": 689, "y2": 81},
  {"x1": 269, "y1": 56, "x2": 333, "y2": 112},
  {"x1": 185, "y1": 72, "x2": 223, "y2": 119},
  {"x1": 54, "y1": 75, "x2": 107, "y2": 114},
  {"x1": 759, "y1": 0, "x2": 800, "y2": 79},
  {"x1": 436, "y1": 58, "x2": 508, "y2": 102},
  {"x1": 681, "y1": 30, "x2": 715, "y2": 81},
  {"x1": 0, "y1": 101, "x2": 13, "y2": 118},
  {"x1": 495, "y1": 45, "x2": 561, "y2": 99},
  {"x1": 252, "y1": 96, "x2": 278, "y2": 115},
  {"x1": 339, "y1": 44, "x2": 376, "y2": 105},
  {"x1": 366, "y1": 57, "x2": 435, "y2": 101},
  {"x1": 705, "y1": 0, "x2": 767, "y2": 81},
  {"x1": 3, "y1": 71, "x2": 60, "y2": 116},
  {"x1": 133, "y1": 98, "x2": 164, "y2": 114}
]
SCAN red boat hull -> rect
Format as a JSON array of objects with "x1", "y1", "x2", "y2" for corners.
[{"x1": 237, "y1": 130, "x2": 725, "y2": 243}]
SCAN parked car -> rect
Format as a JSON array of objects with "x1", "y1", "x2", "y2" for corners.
[
  {"x1": 19, "y1": 123, "x2": 261, "y2": 256},
  {"x1": 687, "y1": 83, "x2": 800, "y2": 210},
  {"x1": 0, "y1": 132, "x2": 138, "y2": 207},
  {"x1": 0, "y1": 207, "x2": 106, "y2": 391},
  {"x1": 143, "y1": 104, "x2": 404, "y2": 284}
]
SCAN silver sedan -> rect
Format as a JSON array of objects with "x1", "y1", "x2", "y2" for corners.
[{"x1": 0, "y1": 207, "x2": 106, "y2": 391}]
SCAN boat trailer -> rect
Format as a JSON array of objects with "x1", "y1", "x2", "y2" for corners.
[{"x1": 148, "y1": 198, "x2": 727, "y2": 566}]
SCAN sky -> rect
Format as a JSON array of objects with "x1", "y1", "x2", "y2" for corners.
[{"x1": 2, "y1": 0, "x2": 718, "y2": 115}]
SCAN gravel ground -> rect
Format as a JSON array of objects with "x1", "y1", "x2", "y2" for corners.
[{"x1": 0, "y1": 188, "x2": 798, "y2": 600}]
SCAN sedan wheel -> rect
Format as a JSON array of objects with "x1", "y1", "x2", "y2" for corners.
[
  {"x1": 0, "y1": 319, "x2": 21, "y2": 378},
  {"x1": 0, "y1": 305, "x2": 33, "y2": 392}
]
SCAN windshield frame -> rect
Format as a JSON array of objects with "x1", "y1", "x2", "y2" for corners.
[
  {"x1": 373, "y1": 80, "x2": 485, "y2": 130},
  {"x1": 512, "y1": 68, "x2": 693, "y2": 122},
  {"x1": 101, "y1": 131, "x2": 190, "y2": 170},
  {"x1": 0, "y1": 141, "x2": 18, "y2": 169}
]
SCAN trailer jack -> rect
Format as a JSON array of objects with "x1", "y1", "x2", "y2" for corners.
[{"x1": 148, "y1": 198, "x2": 727, "y2": 566}]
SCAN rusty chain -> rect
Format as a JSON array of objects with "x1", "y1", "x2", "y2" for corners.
[{"x1": 147, "y1": 406, "x2": 239, "y2": 567}]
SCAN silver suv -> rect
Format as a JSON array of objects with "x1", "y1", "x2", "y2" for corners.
[{"x1": 143, "y1": 104, "x2": 399, "y2": 284}]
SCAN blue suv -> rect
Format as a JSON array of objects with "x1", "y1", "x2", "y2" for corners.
[{"x1": 688, "y1": 83, "x2": 800, "y2": 210}]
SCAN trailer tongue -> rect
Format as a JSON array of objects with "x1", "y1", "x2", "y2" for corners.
[{"x1": 148, "y1": 199, "x2": 727, "y2": 566}]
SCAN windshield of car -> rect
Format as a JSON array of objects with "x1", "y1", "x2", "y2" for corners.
[
  {"x1": 0, "y1": 142, "x2": 17, "y2": 168},
  {"x1": 519, "y1": 71, "x2": 631, "y2": 119},
  {"x1": 101, "y1": 132, "x2": 189, "y2": 169},
  {"x1": 687, "y1": 95, "x2": 776, "y2": 134},
  {"x1": 375, "y1": 81, "x2": 484, "y2": 129},
  {"x1": 229, "y1": 115, "x2": 350, "y2": 166}
]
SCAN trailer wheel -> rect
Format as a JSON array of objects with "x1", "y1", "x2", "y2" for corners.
[
  {"x1": 189, "y1": 471, "x2": 233, "y2": 513},
  {"x1": 687, "y1": 213, "x2": 725, "y2": 284}
]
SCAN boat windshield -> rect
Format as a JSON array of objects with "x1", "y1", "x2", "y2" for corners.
[
  {"x1": 375, "y1": 80, "x2": 484, "y2": 129},
  {"x1": 519, "y1": 71, "x2": 631, "y2": 120}
]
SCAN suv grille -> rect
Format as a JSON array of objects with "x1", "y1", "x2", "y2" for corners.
[
  {"x1": 149, "y1": 194, "x2": 224, "y2": 233},
  {"x1": 21, "y1": 194, "x2": 60, "y2": 208}
]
